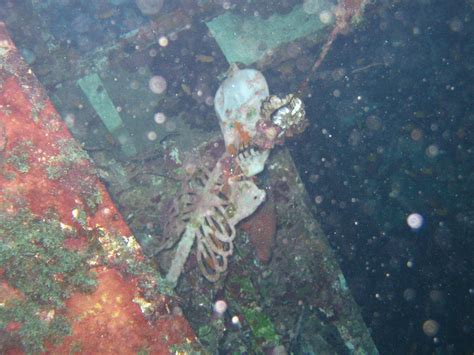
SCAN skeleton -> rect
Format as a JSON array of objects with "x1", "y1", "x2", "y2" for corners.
[
  {"x1": 160, "y1": 66, "x2": 307, "y2": 288},
  {"x1": 163, "y1": 155, "x2": 265, "y2": 286}
]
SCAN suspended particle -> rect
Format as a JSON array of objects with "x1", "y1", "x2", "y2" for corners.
[
  {"x1": 213, "y1": 300, "x2": 227, "y2": 315},
  {"x1": 148, "y1": 75, "x2": 167, "y2": 94},
  {"x1": 158, "y1": 36, "x2": 169, "y2": 47},
  {"x1": 154, "y1": 112, "x2": 166, "y2": 124},
  {"x1": 422, "y1": 319, "x2": 440, "y2": 337},
  {"x1": 147, "y1": 131, "x2": 157, "y2": 141},
  {"x1": 407, "y1": 213, "x2": 424, "y2": 230}
]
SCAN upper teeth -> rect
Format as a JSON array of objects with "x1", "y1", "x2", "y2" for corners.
[{"x1": 238, "y1": 147, "x2": 259, "y2": 160}]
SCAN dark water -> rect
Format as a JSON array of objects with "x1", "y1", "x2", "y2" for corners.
[
  {"x1": 292, "y1": 0, "x2": 474, "y2": 353},
  {"x1": 1, "y1": 0, "x2": 473, "y2": 354}
]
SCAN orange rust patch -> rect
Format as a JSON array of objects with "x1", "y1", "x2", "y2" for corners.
[
  {"x1": 240, "y1": 195, "x2": 277, "y2": 263},
  {"x1": 0, "y1": 281, "x2": 24, "y2": 304},
  {"x1": 0, "y1": 77, "x2": 130, "y2": 236},
  {"x1": 226, "y1": 143, "x2": 238, "y2": 156},
  {"x1": 234, "y1": 122, "x2": 251, "y2": 146},
  {"x1": 51, "y1": 268, "x2": 195, "y2": 354}
]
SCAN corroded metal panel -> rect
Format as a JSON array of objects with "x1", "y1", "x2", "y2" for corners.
[
  {"x1": 0, "y1": 22, "x2": 199, "y2": 354},
  {"x1": 263, "y1": 147, "x2": 378, "y2": 354}
]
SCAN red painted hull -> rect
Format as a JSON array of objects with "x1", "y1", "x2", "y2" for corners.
[{"x1": 0, "y1": 22, "x2": 196, "y2": 354}]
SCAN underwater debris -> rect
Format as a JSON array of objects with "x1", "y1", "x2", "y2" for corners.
[
  {"x1": 135, "y1": 0, "x2": 164, "y2": 16},
  {"x1": 298, "y1": 0, "x2": 370, "y2": 94}
]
